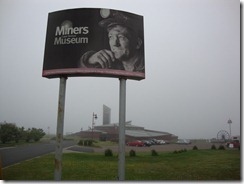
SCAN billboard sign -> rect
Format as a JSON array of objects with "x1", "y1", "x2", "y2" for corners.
[{"x1": 43, "y1": 8, "x2": 145, "y2": 80}]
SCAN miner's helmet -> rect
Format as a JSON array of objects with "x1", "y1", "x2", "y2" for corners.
[{"x1": 99, "y1": 9, "x2": 143, "y2": 38}]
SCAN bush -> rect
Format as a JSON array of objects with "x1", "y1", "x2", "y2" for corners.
[
  {"x1": 78, "y1": 140, "x2": 83, "y2": 146},
  {"x1": 104, "y1": 149, "x2": 113, "y2": 157},
  {"x1": 0, "y1": 123, "x2": 19, "y2": 143},
  {"x1": 88, "y1": 140, "x2": 93, "y2": 146},
  {"x1": 218, "y1": 145, "x2": 225, "y2": 150},
  {"x1": 129, "y1": 149, "x2": 136, "y2": 157},
  {"x1": 178, "y1": 149, "x2": 183, "y2": 153},
  {"x1": 151, "y1": 149, "x2": 158, "y2": 156},
  {"x1": 193, "y1": 145, "x2": 198, "y2": 150},
  {"x1": 173, "y1": 149, "x2": 187, "y2": 154},
  {"x1": 211, "y1": 144, "x2": 216, "y2": 150},
  {"x1": 82, "y1": 139, "x2": 95, "y2": 146}
]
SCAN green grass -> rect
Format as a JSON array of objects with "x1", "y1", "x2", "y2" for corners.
[{"x1": 2, "y1": 149, "x2": 240, "y2": 181}]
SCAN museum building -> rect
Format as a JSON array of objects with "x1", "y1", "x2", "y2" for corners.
[
  {"x1": 74, "y1": 105, "x2": 178, "y2": 142},
  {"x1": 74, "y1": 121, "x2": 177, "y2": 142}
]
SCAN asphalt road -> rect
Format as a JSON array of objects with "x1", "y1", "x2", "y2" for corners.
[{"x1": 0, "y1": 140, "x2": 75, "y2": 168}]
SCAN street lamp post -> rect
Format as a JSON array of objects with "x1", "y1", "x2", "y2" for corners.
[
  {"x1": 92, "y1": 112, "x2": 97, "y2": 140},
  {"x1": 227, "y1": 119, "x2": 232, "y2": 139}
]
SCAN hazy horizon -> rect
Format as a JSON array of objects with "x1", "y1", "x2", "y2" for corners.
[{"x1": 0, "y1": 0, "x2": 240, "y2": 140}]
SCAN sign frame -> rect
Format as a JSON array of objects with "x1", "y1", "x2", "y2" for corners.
[{"x1": 43, "y1": 8, "x2": 145, "y2": 80}]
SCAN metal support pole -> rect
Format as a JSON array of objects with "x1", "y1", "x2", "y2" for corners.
[
  {"x1": 92, "y1": 112, "x2": 94, "y2": 140},
  {"x1": 229, "y1": 124, "x2": 232, "y2": 138},
  {"x1": 91, "y1": 112, "x2": 97, "y2": 140},
  {"x1": 118, "y1": 78, "x2": 126, "y2": 180},
  {"x1": 54, "y1": 77, "x2": 67, "y2": 181},
  {"x1": 0, "y1": 154, "x2": 3, "y2": 180},
  {"x1": 228, "y1": 119, "x2": 232, "y2": 139}
]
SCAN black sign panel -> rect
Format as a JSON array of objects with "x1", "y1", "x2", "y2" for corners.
[{"x1": 43, "y1": 8, "x2": 145, "y2": 80}]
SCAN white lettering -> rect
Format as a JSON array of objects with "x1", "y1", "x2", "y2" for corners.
[
  {"x1": 54, "y1": 37, "x2": 88, "y2": 45},
  {"x1": 55, "y1": 26, "x2": 89, "y2": 36},
  {"x1": 55, "y1": 26, "x2": 65, "y2": 36},
  {"x1": 83, "y1": 27, "x2": 89, "y2": 34}
]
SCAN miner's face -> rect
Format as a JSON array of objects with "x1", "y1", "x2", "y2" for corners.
[{"x1": 108, "y1": 25, "x2": 136, "y2": 61}]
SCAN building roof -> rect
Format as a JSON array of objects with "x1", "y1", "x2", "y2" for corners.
[
  {"x1": 126, "y1": 129, "x2": 169, "y2": 138},
  {"x1": 79, "y1": 129, "x2": 106, "y2": 133},
  {"x1": 94, "y1": 121, "x2": 144, "y2": 129},
  {"x1": 94, "y1": 121, "x2": 173, "y2": 137}
]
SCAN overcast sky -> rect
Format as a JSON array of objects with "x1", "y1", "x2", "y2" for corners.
[{"x1": 0, "y1": 0, "x2": 240, "y2": 139}]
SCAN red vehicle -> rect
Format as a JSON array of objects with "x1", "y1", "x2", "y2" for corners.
[
  {"x1": 226, "y1": 139, "x2": 240, "y2": 148},
  {"x1": 126, "y1": 140, "x2": 144, "y2": 147}
]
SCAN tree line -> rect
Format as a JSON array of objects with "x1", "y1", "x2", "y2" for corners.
[{"x1": 0, "y1": 122, "x2": 45, "y2": 144}]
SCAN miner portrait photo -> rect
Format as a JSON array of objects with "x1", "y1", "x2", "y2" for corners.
[
  {"x1": 78, "y1": 9, "x2": 145, "y2": 73},
  {"x1": 43, "y1": 8, "x2": 145, "y2": 79}
]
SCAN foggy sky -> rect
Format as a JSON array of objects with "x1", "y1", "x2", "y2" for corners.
[{"x1": 0, "y1": 0, "x2": 240, "y2": 139}]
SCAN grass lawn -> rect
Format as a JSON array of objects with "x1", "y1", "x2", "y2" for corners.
[{"x1": 2, "y1": 149, "x2": 240, "y2": 181}]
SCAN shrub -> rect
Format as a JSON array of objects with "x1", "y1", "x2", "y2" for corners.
[
  {"x1": 88, "y1": 140, "x2": 93, "y2": 146},
  {"x1": 82, "y1": 139, "x2": 95, "y2": 146},
  {"x1": 178, "y1": 149, "x2": 183, "y2": 153},
  {"x1": 129, "y1": 150, "x2": 136, "y2": 157},
  {"x1": 104, "y1": 149, "x2": 113, "y2": 157},
  {"x1": 218, "y1": 145, "x2": 225, "y2": 150},
  {"x1": 211, "y1": 144, "x2": 216, "y2": 150},
  {"x1": 0, "y1": 123, "x2": 45, "y2": 144},
  {"x1": 173, "y1": 149, "x2": 187, "y2": 154},
  {"x1": 78, "y1": 140, "x2": 84, "y2": 146},
  {"x1": 151, "y1": 149, "x2": 158, "y2": 156},
  {"x1": 193, "y1": 145, "x2": 198, "y2": 150}
]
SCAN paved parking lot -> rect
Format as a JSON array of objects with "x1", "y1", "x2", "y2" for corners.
[{"x1": 1, "y1": 140, "x2": 76, "y2": 168}]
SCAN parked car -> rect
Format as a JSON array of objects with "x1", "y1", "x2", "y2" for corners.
[
  {"x1": 157, "y1": 140, "x2": 166, "y2": 145},
  {"x1": 148, "y1": 140, "x2": 156, "y2": 145},
  {"x1": 150, "y1": 139, "x2": 160, "y2": 145},
  {"x1": 126, "y1": 140, "x2": 144, "y2": 147},
  {"x1": 164, "y1": 140, "x2": 170, "y2": 144},
  {"x1": 176, "y1": 139, "x2": 191, "y2": 144},
  {"x1": 141, "y1": 140, "x2": 152, "y2": 147},
  {"x1": 226, "y1": 139, "x2": 240, "y2": 148}
]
